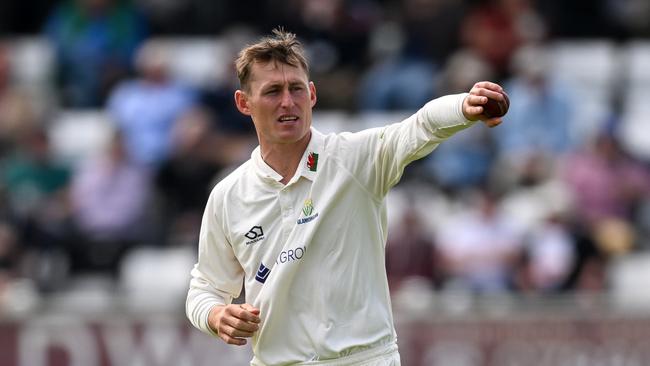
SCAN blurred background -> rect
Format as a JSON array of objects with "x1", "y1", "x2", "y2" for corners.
[{"x1": 0, "y1": 0, "x2": 650, "y2": 365}]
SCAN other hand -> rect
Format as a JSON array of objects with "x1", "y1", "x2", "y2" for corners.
[{"x1": 208, "y1": 303, "x2": 261, "y2": 345}]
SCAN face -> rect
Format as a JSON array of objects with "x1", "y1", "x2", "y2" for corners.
[{"x1": 235, "y1": 61, "x2": 317, "y2": 148}]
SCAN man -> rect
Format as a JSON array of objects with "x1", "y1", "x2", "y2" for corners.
[{"x1": 186, "y1": 28, "x2": 506, "y2": 365}]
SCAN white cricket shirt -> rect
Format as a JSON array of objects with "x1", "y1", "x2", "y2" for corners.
[{"x1": 186, "y1": 93, "x2": 474, "y2": 365}]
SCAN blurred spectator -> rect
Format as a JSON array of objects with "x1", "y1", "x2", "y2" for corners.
[
  {"x1": 386, "y1": 208, "x2": 441, "y2": 291},
  {"x1": 436, "y1": 49, "x2": 496, "y2": 97},
  {"x1": 0, "y1": 221, "x2": 38, "y2": 314},
  {"x1": 1, "y1": 128, "x2": 70, "y2": 233},
  {"x1": 0, "y1": 127, "x2": 72, "y2": 291},
  {"x1": 563, "y1": 226, "x2": 609, "y2": 293},
  {"x1": 605, "y1": 0, "x2": 650, "y2": 37},
  {"x1": 495, "y1": 44, "x2": 575, "y2": 159},
  {"x1": 137, "y1": 0, "x2": 254, "y2": 34},
  {"x1": 435, "y1": 188, "x2": 524, "y2": 292},
  {"x1": 0, "y1": 222, "x2": 20, "y2": 282},
  {"x1": 44, "y1": 0, "x2": 148, "y2": 107},
  {"x1": 197, "y1": 28, "x2": 257, "y2": 137},
  {"x1": 563, "y1": 130, "x2": 650, "y2": 226},
  {"x1": 135, "y1": 0, "x2": 192, "y2": 33},
  {"x1": 68, "y1": 131, "x2": 151, "y2": 275},
  {"x1": 460, "y1": 0, "x2": 546, "y2": 76},
  {"x1": 265, "y1": 0, "x2": 380, "y2": 109},
  {"x1": 266, "y1": 0, "x2": 377, "y2": 70},
  {"x1": 154, "y1": 108, "x2": 228, "y2": 247},
  {"x1": 357, "y1": 0, "x2": 468, "y2": 111},
  {"x1": 0, "y1": 44, "x2": 40, "y2": 158},
  {"x1": 515, "y1": 215, "x2": 576, "y2": 293},
  {"x1": 496, "y1": 152, "x2": 572, "y2": 233},
  {"x1": 199, "y1": 79, "x2": 255, "y2": 135},
  {"x1": 540, "y1": 0, "x2": 616, "y2": 38},
  {"x1": 418, "y1": 50, "x2": 495, "y2": 189},
  {"x1": 399, "y1": 0, "x2": 467, "y2": 64},
  {"x1": 357, "y1": 22, "x2": 437, "y2": 111},
  {"x1": 560, "y1": 129, "x2": 650, "y2": 292},
  {"x1": 107, "y1": 39, "x2": 196, "y2": 167},
  {"x1": 0, "y1": 43, "x2": 53, "y2": 288}
]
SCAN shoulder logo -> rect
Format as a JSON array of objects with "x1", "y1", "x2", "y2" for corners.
[
  {"x1": 245, "y1": 226, "x2": 264, "y2": 245},
  {"x1": 255, "y1": 262, "x2": 270, "y2": 283},
  {"x1": 307, "y1": 152, "x2": 319, "y2": 172},
  {"x1": 297, "y1": 198, "x2": 319, "y2": 225}
]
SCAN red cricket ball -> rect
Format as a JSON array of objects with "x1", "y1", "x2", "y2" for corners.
[{"x1": 483, "y1": 91, "x2": 510, "y2": 118}]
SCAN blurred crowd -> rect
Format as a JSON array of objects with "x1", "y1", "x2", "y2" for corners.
[{"x1": 0, "y1": 0, "x2": 649, "y2": 312}]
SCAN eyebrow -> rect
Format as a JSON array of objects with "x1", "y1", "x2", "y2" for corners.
[{"x1": 261, "y1": 80, "x2": 306, "y2": 90}]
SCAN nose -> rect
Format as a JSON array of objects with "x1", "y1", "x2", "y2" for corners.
[{"x1": 280, "y1": 89, "x2": 294, "y2": 108}]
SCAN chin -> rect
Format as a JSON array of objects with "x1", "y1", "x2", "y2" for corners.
[
  {"x1": 277, "y1": 133, "x2": 307, "y2": 144},
  {"x1": 277, "y1": 124, "x2": 309, "y2": 138}
]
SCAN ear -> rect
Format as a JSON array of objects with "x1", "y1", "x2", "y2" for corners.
[
  {"x1": 234, "y1": 90, "x2": 251, "y2": 116},
  {"x1": 309, "y1": 81, "x2": 317, "y2": 108}
]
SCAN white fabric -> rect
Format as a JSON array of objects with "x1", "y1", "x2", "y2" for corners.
[
  {"x1": 186, "y1": 93, "x2": 473, "y2": 365},
  {"x1": 290, "y1": 342, "x2": 400, "y2": 366}
]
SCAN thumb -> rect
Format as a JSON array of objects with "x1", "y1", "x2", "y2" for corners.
[{"x1": 241, "y1": 303, "x2": 260, "y2": 315}]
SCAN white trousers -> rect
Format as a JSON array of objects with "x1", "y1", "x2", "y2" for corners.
[{"x1": 297, "y1": 343, "x2": 400, "y2": 366}]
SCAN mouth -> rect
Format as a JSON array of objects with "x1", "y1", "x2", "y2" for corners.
[{"x1": 277, "y1": 115, "x2": 299, "y2": 123}]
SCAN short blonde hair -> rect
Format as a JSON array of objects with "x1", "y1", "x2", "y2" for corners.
[{"x1": 235, "y1": 28, "x2": 309, "y2": 91}]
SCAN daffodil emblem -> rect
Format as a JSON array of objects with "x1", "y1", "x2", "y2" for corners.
[{"x1": 302, "y1": 199, "x2": 314, "y2": 217}]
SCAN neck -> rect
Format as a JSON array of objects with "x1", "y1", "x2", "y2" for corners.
[{"x1": 260, "y1": 131, "x2": 311, "y2": 185}]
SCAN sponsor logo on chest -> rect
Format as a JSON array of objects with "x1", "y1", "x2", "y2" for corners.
[
  {"x1": 254, "y1": 245, "x2": 307, "y2": 284},
  {"x1": 297, "y1": 198, "x2": 319, "y2": 225},
  {"x1": 275, "y1": 246, "x2": 306, "y2": 265}
]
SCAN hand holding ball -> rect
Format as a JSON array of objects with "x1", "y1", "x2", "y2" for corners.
[
  {"x1": 482, "y1": 91, "x2": 510, "y2": 118},
  {"x1": 462, "y1": 82, "x2": 509, "y2": 126}
]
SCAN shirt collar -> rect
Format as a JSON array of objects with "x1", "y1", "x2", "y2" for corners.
[
  {"x1": 296, "y1": 128, "x2": 324, "y2": 182},
  {"x1": 251, "y1": 146, "x2": 283, "y2": 182},
  {"x1": 251, "y1": 127, "x2": 325, "y2": 183}
]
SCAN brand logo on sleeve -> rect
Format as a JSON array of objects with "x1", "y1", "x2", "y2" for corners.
[
  {"x1": 245, "y1": 226, "x2": 264, "y2": 245},
  {"x1": 307, "y1": 152, "x2": 319, "y2": 172},
  {"x1": 255, "y1": 262, "x2": 271, "y2": 283},
  {"x1": 297, "y1": 199, "x2": 319, "y2": 225}
]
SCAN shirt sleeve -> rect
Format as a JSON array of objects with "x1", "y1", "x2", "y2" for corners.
[
  {"x1": 186, "y1": 188, "x2": 244, "y2": 338},
  {"x1": 338, "y1": 93, "x2": 475, "y2": 198}
]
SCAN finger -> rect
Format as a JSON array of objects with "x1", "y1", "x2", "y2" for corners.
[
  {"x1": 465, "y1": 105, "x2": 484, "y2": 116},
  {"x1": 465, "y1": 95, "x2": 489, "y2": 106},
  {"x1": 219, "y1": 333, "x2": 247, "y2": 346},
  {"x1": 240, "y1": 303, "x2": 261, "y2": 316},
  {"x1": 470, "y1": 88, "x2": 504, "y2": 101},
  {"x1": 223, "y1": 304, "x2": 260, "y2": 323},
  {"x1": 223, "y1": 315, "x2": 260, "y2": 333},
  {"x1": 235, "y1": 305, "x2": 261, "y2": 323},
  {"x1": 221, "y1": 324, "x2": 256, "y2": 338},
  {"x1": 473, "y1": 81, "x2": 503, "y2": 92}
]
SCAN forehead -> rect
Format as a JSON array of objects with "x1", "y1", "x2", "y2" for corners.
[{"x1": 248, "y1": 61, "x2": 308, "y2": 87}]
